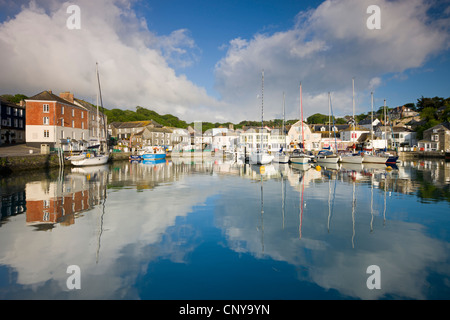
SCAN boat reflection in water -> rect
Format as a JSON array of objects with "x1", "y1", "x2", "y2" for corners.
[{"x1": 0, "y1": 159, "x2": 449, "y2": 300}]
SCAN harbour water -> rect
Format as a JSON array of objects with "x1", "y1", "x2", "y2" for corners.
[{"x1": 0, "y1": 156, "x2": 449, "y2": 300}]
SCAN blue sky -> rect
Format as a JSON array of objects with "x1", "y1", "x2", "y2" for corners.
[{"x1": 0, "y1": 0, "x2": 449, "y2": 123}]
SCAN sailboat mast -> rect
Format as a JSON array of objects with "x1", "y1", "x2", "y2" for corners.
[
  {"x1": 96, "y1": 63, "x2": 100, "y2": 142},
  {"x1": 261, "y1": 70, "x2": 264, "y2": 151},
  {"x1": 300, "y1": 82, "x2": 304, "y2": 149},
  {"x1": 352, "y1": 78, "x2": 355, "y2": 144},
  {"x1": 384, "y1": 99, "x2": 387, "y2": 150},
  {"x1": 282, "y1": 92, "x2": 286, "y2": 149},
  {"x1": 371, "y1": 92, "x2": 374, "y2": 144},
  {"x1": 328, "y1": 92, "x2": 331, "y2": 145}
]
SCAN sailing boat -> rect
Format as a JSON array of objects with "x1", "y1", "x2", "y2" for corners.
[
  {"x1": 315, "y1": 92, "x2": 341, "y2": 163},
  {"x1": 289, "y1": 82, "x2": 310, "y2": 164},
  {"x1": 362, "y1": 94, "x2": 389, "y2": 164},
  {"x1": 71, "y1": 63, "x2": 110, "y2": 166},
  {"x1": 273, "y1": 92, "x2": 289, "y2": 163},
  {"x1": 341, "y1": 78, "x2": 363, "y2": 164},
  {"x1": 250, "y1": 70, "x2": 274, "y2": 165}
]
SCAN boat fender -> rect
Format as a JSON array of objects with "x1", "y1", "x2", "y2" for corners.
[
  {"x1": 316, "y1": 165, "x2": 321, "y2": 171},
  {"x1": 386, "y1": 166, "x2": 392, "y2": 171},
  {"x1": 86, "y1": 153, "x2": 90, "y2": 158}
]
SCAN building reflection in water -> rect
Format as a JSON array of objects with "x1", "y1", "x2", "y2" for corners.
[
  {"x1": 24, "y1": 165, "x2": 109, "y2": 230},
  {"x1": 1, "y1": 157, "x2": 448, "y2": 231}
]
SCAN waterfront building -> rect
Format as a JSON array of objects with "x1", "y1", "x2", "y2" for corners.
[
  {"x1": 239, "y1": 127, "x2": 270, "y2": 153},
  {"x1": 71, "y1": 94, "x2": 108, "y2": 149},
  {"x1": 340, "y1": 125, "x2": 370, "y2": 147},
  {"x1": 287, "y1": 121, "x2": 321, "y2": 151},
  {"x1": 0, "y1": 97, "x2": 26, "y2": 146},
  {"x1": 212, "y1": 129, "x2": 239, "y2": 153},
  {"x1": 171, "y1": 128, "x2": 190, "y2": 150},
  {"x1": 108, "y1": 120, "x2": 162, "y2": 141},
  {"x1": 392, "y1": 126, "x2": 417, "y2": 147},
  {"x1": 141, "y1": 127, "x2": 173, "y2": 148},
  {"x1": 268, "y1": 128, "x2": 287, "y2": 153},
  {"x1": 418, "y1": 122, "x2": 450, "y2": 152},
  {"x1": 24, "y1": 91, "x2": 107, "y2": 151}
]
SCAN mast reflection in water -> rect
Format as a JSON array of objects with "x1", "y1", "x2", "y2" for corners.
[{"x1": 0, "y1": 158, "x2": 449, "y2": 299}]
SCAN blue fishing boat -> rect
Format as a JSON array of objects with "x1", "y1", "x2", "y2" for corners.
[{"x1": 141, "y1": 146, "x2": 166, "y2": 160}]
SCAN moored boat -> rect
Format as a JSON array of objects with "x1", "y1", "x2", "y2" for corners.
[
  {"x1": 273, "y1": 152, "x2": 290, "y2": 163},
  {"x1": 71, "y1": 153, "x2": 109, "y2": 166},
  {"x1": 340, "y1": 153, "x2": 363, "y2": 164},
  {"x1": 289, "y1": 149, "x2": 311, "y2": 164},
  {"x1": 315, "y1": 150, "x2": 341, "y2": 163},
  {"x1": 141, "y1": 146, "x2": 166, "y2": 160},
  {"x1": 362, "y1": 152, "x2": 389, "y2": 164},
  {"x1": 250, "y1": 150, "x2": 274, "y2": 165}
]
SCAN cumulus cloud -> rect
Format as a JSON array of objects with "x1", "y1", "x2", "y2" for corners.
[
  {"x1": 0, "y1": 0, "x2": 224, "y2": 122},
  {"x1": 0, "y1": 0, "x2": 448, "y2": 123},
  {"x1": 215, "y1": 0, "x2": 449, "y2": 121}
]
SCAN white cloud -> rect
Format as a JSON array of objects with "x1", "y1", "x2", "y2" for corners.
[
  {"x1": 0, "y1": 0, "x2": 448, "y2": 123},
  {"x1": 0, "y1": 0, "x2": 225, "y2": 122},
  {"x1": 214, "y1": 0, "x2": 449, "y2": 121}
]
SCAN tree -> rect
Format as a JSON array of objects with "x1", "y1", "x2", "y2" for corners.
[
  {"x1": 307, "y1": 113, "x2": 330, "y2": 124},
  {"x1": 416, "y1": 96, "x2": 447, "y2": 112},
  {"x1": 0, "y1": 93, "x2": 28, "y2": 103}
]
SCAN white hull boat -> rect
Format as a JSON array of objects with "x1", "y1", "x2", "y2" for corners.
[
  {"x1": 340, "y1": 154, "x2": 363, "y2": 164},
  {"x1": 362, "y1": 153, "x2": 388, "y2": 164},
  {"x1": 250, "y1": 151, "x2": 274, "y2": 165},
  {"x1": 289, "y1": 149, "x2": 312, "y2": 164},
  {"x1": 316, "y1": 155, "x2": 340, "y2": 163},
  {"x1": 290, "y1": 155, "x2": 310, "y2": 164},
  {"x1": 315, "y1": 150, "x2": 340, "y2": 163},
  {"x1": 71, "y1": 154, "x2": 109, "y2": 166},
  {"x1": 273, "y1": 153, "x2": 289, "y2": 163}
]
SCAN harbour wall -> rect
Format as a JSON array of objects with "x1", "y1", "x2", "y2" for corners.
[
  {"x1": 399, "y1": 151, "x2": 447, "y2": 159},
  {"x1": 0, "y1": 152, "x2": 134, "y2": 174}
]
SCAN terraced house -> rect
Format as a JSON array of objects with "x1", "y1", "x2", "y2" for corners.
[
  {"x1": 418, "y1": 122, "x2": 450, "y2": 152},
  {"x1": 0, "y1": 97, "x2": 26, "y2": 146}
]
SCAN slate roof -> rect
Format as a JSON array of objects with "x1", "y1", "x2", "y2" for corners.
[{"x1": 26, "y1": 90, "x2": 79, "y2": 108}]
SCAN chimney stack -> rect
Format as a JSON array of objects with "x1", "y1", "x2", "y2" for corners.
[{"x1": 60, "y1": 91, "x2": 74, "y2": 103}]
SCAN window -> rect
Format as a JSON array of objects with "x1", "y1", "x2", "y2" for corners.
[
  {"x1": 72, "y1": 120, "x2": 75, "y2": 128},
  {"x1": 13, "y1": 108, "x2": 18, "y2": 116},
  {"x1": 61, "y1": 106, "x2": 64, "y2": 114},
  {"x1": 72, "y1": 109, "x2": 75, "y2": 117},
  {"x1": 432, "y1": 135, "x2": 439, "y2": 142},
  {"x1": 6, "y1": 107, "x2": 11, "y2": 115},
  {"x1": 43, "y1": 117, "x2": 49, "y2": 125},
  {"x1": 14, "y1": 119, "x2": 18, "y2": 127},
  {"x1": 43, "y1": 104, "x2": 49, "y2": 113},
  {"x1": 44, "y1": 130, "x2": 50, "y2": 138},
  {"x1": 81, "y1": 111, "x2": 84, "y2": 119},
  {"x1": 81, "y1": 122, "x2": 84, "y2": 129}
]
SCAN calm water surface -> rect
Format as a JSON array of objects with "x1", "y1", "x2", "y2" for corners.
[{"x1": 0, "y1": 157, "x2": 449, "y2": 300}]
